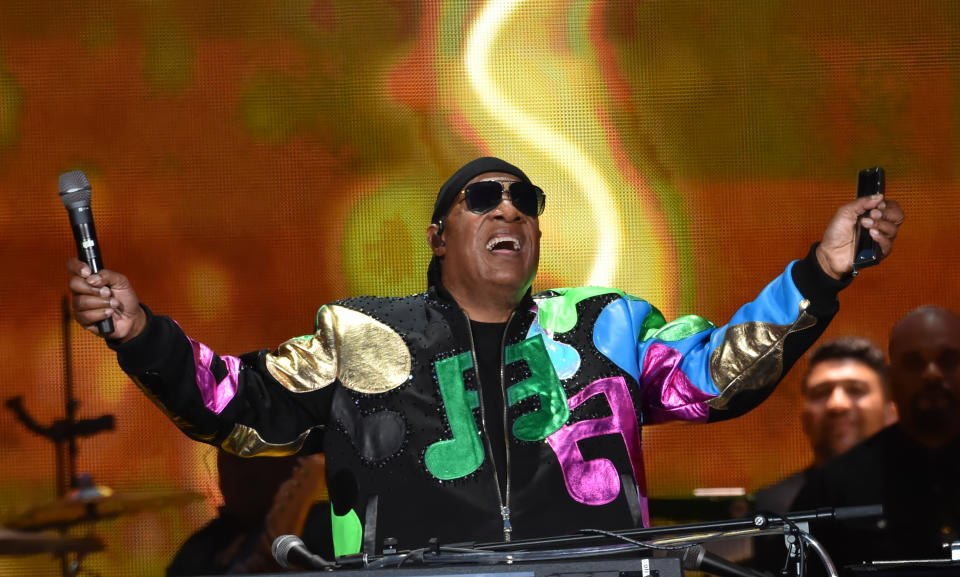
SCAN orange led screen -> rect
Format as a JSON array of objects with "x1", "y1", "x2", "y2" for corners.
[{"x1": 0, "y1": 1, "x2": 957, "y2": 574}]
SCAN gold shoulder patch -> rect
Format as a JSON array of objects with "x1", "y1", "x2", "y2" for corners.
[{"x1": 265, "y1": 305, "x2": 411, "y2": 395}]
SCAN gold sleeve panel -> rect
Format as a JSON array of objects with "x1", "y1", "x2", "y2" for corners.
[
  {"x1": 265, "y1": 324, "x2": 338, "y2": 393},
  {"x1": 131, "y1": 376, "x2": 217, "y2": 444},
  {"x1": 265, "y1": 304, "x2": 411, "y2": 395},
  {"x1": 220, "y1": 423, "x2": 313, "y2": 457},
  {"x1": 707, "y1": 302, "x2": 816, "y2": 411}
]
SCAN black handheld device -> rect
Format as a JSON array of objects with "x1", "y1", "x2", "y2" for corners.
[{"x1": 853, "y1": 166, "x2": 885, "y2": 273}]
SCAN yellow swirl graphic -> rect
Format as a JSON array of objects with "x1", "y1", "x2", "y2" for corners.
[{"x1": 464, "y1": 0, "x2": 620, "y2": 287}]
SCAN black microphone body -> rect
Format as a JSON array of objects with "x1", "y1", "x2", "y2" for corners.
[
  {"x1": 272, "y1": 534, "x2": 335, "y2": 570},
  {"x1": 682, "y1": 545, "x2": 770, "y2": 577},
  {"x1": 59, "y1": 171, "x2": 113, "y2": 336},
  {"x1": 700, "y1": 551, "x2": 770, "y2": 577}
]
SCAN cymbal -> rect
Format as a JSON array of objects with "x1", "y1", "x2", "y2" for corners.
[
  {"x1": 0, "y1": 527, "x2": 104, "y2": 556},
  {"x1": 5, "y1": 486, "x2": 204, "y2": 531}
]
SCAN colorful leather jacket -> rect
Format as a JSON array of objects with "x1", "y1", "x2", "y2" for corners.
[{"x1": 112, "y1": 248, "x2": 843, "y2": 556}]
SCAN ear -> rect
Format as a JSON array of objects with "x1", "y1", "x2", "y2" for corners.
[
  {"x1": 883, "y1": 400, "x2": 899, "y2": 426},
  {"x1": 427, "y1": 223, "x2": 446, "y2": 257},
  {"x1": 800, "y1": 410, "x2": 814, "y2": 443}
]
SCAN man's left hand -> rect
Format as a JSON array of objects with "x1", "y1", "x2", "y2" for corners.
[{"x1": 816, "y1": 194, "x2": 904, "y2": 280}]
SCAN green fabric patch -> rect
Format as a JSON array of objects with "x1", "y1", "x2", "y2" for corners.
[
  {"x1": 424, "y1": 352, "x2": 484, "y2": 479},
  {"x1": 331, "y1": 505, "x2": 362, "y2": 557},
  {"x1": 505, "y1": 334, "x2": 570, "y2": 441},
  {"x1": 647, "y1": 314, "x2": 715, "y2": 342},
  {"x1": 538, "y1": 286, "x2": 625, "y2": 334}
]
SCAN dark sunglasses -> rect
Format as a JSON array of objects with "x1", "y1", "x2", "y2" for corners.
[{"x1": 461, "y1": 180, "x2": 546, "y2": 217}]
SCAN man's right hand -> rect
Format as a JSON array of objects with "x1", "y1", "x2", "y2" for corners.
[{"x1": 67, "y1": 257, "x2": 147, "y2": 343}]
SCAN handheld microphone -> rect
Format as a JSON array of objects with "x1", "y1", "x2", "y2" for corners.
[
  {"x1": 59, "y1": 170, "x2": 113, "y2": 336},
  {"x1": 272, "y1": 534, "x2": 336, "y2": 570},
  {"x1": 681, "y1": 545, "x2": 770, "y2": 577}
]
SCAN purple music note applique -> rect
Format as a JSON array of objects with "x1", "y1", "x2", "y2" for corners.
[{"x1": 546, "y1": 376, "x2": 648, "y2": 526}]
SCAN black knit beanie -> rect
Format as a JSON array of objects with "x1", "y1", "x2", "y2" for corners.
[{"x1": 427, "y1": 157, "x2": 532, "y2": 289}]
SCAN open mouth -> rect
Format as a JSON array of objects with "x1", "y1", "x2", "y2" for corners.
[{"x1": 486, "y1": 236, "x2": 521, "y2": 252}]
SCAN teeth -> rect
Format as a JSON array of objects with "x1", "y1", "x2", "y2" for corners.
[{"x1": 486, "y1": 236, "x2": 520, "y2": 251}]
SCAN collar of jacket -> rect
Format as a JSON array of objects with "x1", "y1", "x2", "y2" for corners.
[{"x1": 427, "y1": 273, "x2": 536, "y2": 316}]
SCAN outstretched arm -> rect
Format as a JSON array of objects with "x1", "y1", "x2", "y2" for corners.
[
  {"x1": 66, "y1": 257, "x2": 331, "y2": 456},
  {"x1": 636, "y1": 194, "x2": 904, "y2": 423}
]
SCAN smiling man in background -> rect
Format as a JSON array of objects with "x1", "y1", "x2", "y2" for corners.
[{"x1": 754, "y1": 336, "x2": 898, "y2": 516}]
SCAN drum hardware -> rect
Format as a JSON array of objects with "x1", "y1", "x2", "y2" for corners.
[
  {"x1": 3, "y1": 297, "x2": 197, "y2": 575},
  {"x1": 0, "y1": 526, "x2": 103, "y2": 556},
  {"x1": 5, "y1": 475, "x2": 203, "y2": 532}
]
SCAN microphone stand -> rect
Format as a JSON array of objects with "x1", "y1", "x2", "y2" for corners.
[
  {"x1": 340, "y1": 507, "x2": 869, "y2": 577},
  {"x1": 466, "y1": 506, "x2": 877, "y2": 552}
]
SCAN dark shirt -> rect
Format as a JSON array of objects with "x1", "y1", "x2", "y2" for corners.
[
  {"x1": 755, "y1": 468, "x2": 812, "y2": 516},
  {"x1": 749, "y1": 468, "x2": 815, "y2": 572},
  {"x1": 793, "y1": 425, "x2": 960, "y2": 570},
  {"x1": 470, "y1": 319, "x2": 508, "y2": 496}
]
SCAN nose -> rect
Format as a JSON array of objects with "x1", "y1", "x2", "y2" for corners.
[
  {"x1": 922, "y1": 360, "x2": 944, "y2": 382},
  {"x1": 825, "y1": 386, "x2": 853, "y2": 411},
  {"x1": 493, "y1": 192, "x2": 522, "y2": 220}
]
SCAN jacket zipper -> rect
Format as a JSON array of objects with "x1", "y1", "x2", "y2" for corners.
[
  {"x1": 498, "y1": 312, "x2": 515, "y2": 541},
  {"x1": 463, "y1": 310, "x2": 515, "y2": 542}
]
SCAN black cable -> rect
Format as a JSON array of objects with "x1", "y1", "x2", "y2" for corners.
[
  {"x1": 578, "y1": 527, "x2": 695, "y2": 552},
  {"x1": 756, "y1": 511, "x2": 806, "y2": 577}
]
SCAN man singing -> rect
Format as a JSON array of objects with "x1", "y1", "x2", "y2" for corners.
[{"x1": 67, "y1": 157, "x2": 903, "y2": 557}]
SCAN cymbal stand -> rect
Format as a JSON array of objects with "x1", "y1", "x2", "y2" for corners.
[{"x1": 4, "y1": 296, "x2": 115, "y2": 576}]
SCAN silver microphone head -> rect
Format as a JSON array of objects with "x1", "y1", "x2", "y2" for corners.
[
  {"x1": 271, "y1": 534, "x2": 302, "y2": 568},
  {"x1": 58, "y1": 170, "x2": 92, "y2": 207}
]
